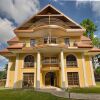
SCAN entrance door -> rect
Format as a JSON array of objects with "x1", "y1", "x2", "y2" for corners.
[
  {"x1": 45, "y1": 72, "x2": 57, "y2": 86},
  {"x1": 23, "y1": 73, "x2": 34, "y2": 88}
]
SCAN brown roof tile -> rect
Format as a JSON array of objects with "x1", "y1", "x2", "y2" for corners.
[
  {"x1": 7, "y1": 43, "x2": 24, "y2": 49},
  {"x1": 75, "y1": 42, "x2": 93, "y2": 48},
  {"x1": 81, "y1": 36, "x2": 91, "y2": 41},
  {"x1": 0, "y1": 48, "x2": 10, "y2": 53},
  {"x1": 7, "y1": 37, "x2": 19, "y2": 43},
  {"x1": 89, "y1": 47, "x2": 100, "y2": 52}
]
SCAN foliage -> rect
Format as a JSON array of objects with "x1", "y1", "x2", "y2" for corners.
[
  {"x1": 93, "y1": 37, "x2": 100, "y2": 48},
  {"x1": 0, "y1": 71, "x2": 6, "y2": 79},
  {"x1": 0, "y1": 64, "x2": 8, "y2": 79},
  {"x1": 95, "y1": 67, "x2": 100, "y2": 74},
  {"x1": 80, "y1": 19, "x2": 97, "y2": 40}
]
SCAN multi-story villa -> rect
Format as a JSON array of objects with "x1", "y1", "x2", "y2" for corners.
[{"x1": 0, "y1": 4, "x2": 100, "y2": 89}]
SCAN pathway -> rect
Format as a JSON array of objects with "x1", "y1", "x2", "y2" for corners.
[{"x1": 36, "y1": 87, "x2": 100, "y2": 100}]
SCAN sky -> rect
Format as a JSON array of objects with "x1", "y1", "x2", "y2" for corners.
[{"x1": 0, "y1": 0, "x2": 100, "y2": 70}]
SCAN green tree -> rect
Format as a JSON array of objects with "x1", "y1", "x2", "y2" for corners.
[
  {"x1": 93, "y1": 37, "x2": 100, "y2": 48},
  {"x1": 80, "y1": 19, "x2": 97, "y2": 40}
]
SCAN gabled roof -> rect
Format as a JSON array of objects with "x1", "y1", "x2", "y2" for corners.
[{"x1": 15, "y1": 4, "x2": 84, "y2": 32}]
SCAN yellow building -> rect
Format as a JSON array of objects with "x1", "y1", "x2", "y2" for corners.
[{"x1": 0, "y1": 4, "x2": 100, "y2": 89}]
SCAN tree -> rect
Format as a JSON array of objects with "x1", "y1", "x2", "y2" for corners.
[
  {"x1": 93, "y1": 37, "x2": 100, "y2": 48},
  {"x1": 80, "y1": 19, "x2": 97, "y2": 41}
]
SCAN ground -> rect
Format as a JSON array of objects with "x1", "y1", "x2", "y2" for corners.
[
  {"x1": 0, "y1": 89, "x2": 76, "y2": 100},
  {"x1": 70, "y1": 82, "x2": 100, "y2": 93}
]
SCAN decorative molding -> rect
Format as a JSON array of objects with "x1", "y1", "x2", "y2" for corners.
[{"x1": 36, "y1": 51, "x2": 41, "y2": 88}]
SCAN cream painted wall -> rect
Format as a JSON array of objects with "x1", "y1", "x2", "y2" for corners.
[{"x1": 7, "y1": 52, "x2": 95, "y2": 88}]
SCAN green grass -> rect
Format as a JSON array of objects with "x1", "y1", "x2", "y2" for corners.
[
  {"x1": 0, "y1": 89, "x2": 77, "y2": 100},
  {"x1": 70, "y1": 87, "x2": 100, "y2": 94},
  {"x1": 96, "y1": 82, "x2": 100, "y2": 87}
]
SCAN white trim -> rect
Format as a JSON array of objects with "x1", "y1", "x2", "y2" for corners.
[
  {"x1": 5, "y1": 61, "x2": 11, "y2": 88},
  {"x1": 89, "y1": 56, "x2": 96, "y2": 86},
  {"x1": 60, "y1": 50, "x2": 68, "y2": 88},
  {"x1": 13, "y1": 54, "x2": 19, "y2": 88},
  {"x1": 36, "y1": 51, "x2": 41, "y2": 88},
  {"x1": 82, "y1": 54, "x2": 88, "y2": 87}
]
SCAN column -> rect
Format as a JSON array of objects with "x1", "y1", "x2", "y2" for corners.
[
  {"x1": 90, "y1": 56, "x2": 96, "y2": 86},
  {"x1": 60, "y1": 50, "x2": 67, "y2": 88},
  {"x1": 36, "y1": 51, "x2": 41, "y2": 89},
  {"x1": 13, "y1": 54, "x2": 19, "y2": 88},
  {"x1": 5, "y1": 60, "x2": 11, "y2": 88},
  {"x1": 82, "y1": 54, "x2": 88, "y2": 87}
]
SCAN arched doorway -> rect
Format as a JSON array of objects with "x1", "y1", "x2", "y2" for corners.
[{"x1": 45, "y1": 72, "x2": 57, "y2": 86}]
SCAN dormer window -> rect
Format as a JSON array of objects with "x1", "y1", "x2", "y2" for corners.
[
  {"x1": 30, "y1": 39, "x2": 35, "y2": 46},
  {"x1": 44, "y1": 37, "x2": 56, "y2": 44},
  {"x1": 65, "y1": 38, "x2": 70, "y2": 46}
]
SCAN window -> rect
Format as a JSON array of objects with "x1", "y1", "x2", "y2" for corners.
[
  {"x1": 67, "y1": 72, "x2": 79, "y2": 86},
  {"x1": 24, "y1": 55, "x2": 34, "y2": 67},
  {"x1": 23, "y1": 73, "x2": 34, "y2": 88},
  {"x1": 44, "y1": 37, "x2": 48, "y2": 44},
  {"x1": 44, "y1": 37, "x2": 56, "y2": 44},
  {"x1": 50, "y1": 38, "x2": 56, "y2": 44},
  {"x1": 66, "y1": 54, "x2": 77, "y2": 67},
  {"x1": 65, "y1": 38, "x2": 70, "y2": 46},
  {"x1": 30, "y1": 39, "x2": 35, "y2": 46}
]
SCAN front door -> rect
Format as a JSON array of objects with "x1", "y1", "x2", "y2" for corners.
[{"x1": 45, "y1": 72, "x2": 57, "y2": 86}]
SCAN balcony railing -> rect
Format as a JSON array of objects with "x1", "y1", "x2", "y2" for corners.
[
  {"x1": 42, "y1": 58, "x2": 59, "y2": 65},
  {"x1": 66, "y1": 61, "x2": 77, "y2": 67},
  {"x1": 24, "y1": 62, "x2": 34, "y2": 67}
]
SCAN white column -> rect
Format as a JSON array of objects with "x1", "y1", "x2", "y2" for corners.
[
  {"x1": 13, "y1": 54, "x2": 19, "y2": 88},
  {"x1": 60, "y1": 50, "x2": 67, "y2": 88},
  {"x1": 82, "y1": 54, "x2": 88, "y2": 87},
  {"x1": 89, "y1": 56, "x2": 96, "y2": 86},
  {"x1": 5, "y1": 61, "x2": 11, "y2": 88},
  {"x1": 36, "y1": 51, "x2": 41, "y2": 89}
]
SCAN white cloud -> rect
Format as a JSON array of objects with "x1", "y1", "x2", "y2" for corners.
[
  {"x1": 0, "y1": 0, "x2": 40, "y2": 24},
  {"x1": 92, "y1": 2, "x2": 100, "y2": 17},
  {"x1": 0, "y1": 0, "x2": 40, "y2": 42},
  {"x1": 76, "y1": 0, "x2": 100, "y2": 17},
  {"x1": 0, "y1": 18, "x2": 15, "y2": 42}
]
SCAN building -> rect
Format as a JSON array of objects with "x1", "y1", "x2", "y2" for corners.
[{"x1": 0, "y1": 4, "x2": 100, "y2": 89}]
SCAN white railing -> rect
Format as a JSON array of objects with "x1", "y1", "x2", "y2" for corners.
[
  {"x1": 42, "y1": 58, "x2": 59, "y2": 65},
  {"x1": 67, "y1": 61, "x2": 77, "y2": 66},
  {"x1": 24, "y1": 62, "x2": 34, "y2": 67}
]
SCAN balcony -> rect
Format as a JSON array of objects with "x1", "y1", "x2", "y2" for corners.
[
  {"x1": 41, "y1": 57, "x2": 60, "y2": 71},
  {"x1": 24, "y1": 62, "x2": 34, "y2": 68},
  {"x1": 66, "y1": 61, "x2": 77, "y2": 67}
]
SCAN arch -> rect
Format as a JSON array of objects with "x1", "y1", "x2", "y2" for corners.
[
  {"x1": 66, "y1": 54, "x2": 77, "y2": 67},
  {"x1": 24, "y1": 55, "x2": 34, "y2": 67}
]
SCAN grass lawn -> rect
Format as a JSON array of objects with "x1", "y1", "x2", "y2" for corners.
[
  {"x1": 0, "y1": 89, "x2": 77, "y2": 100},
  {"x1": 69, "y1": 82, "x2": 100, "y2": 94}
]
